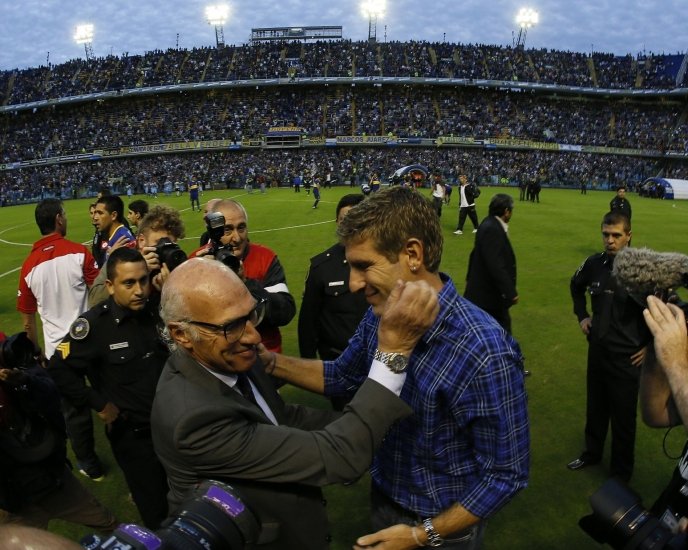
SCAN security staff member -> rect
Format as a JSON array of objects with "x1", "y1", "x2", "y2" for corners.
[
  {"x1": 48, "y1": 248, "x2": 169, "y2": 529},
  {"x1": 566, "y1": 211, "x2": 650, "y2": 481},
  {"x1": 298, "y1": 194, "x2": 368, "y2": 410}
]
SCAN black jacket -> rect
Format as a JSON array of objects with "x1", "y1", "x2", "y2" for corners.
[{"x1": 570, "y1": 252, "x2": 650, "y2": 355}]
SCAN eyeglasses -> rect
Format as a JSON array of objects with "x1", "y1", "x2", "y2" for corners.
[{"x1": 185, "y1": 298, "x2": 266, "y2": 343}]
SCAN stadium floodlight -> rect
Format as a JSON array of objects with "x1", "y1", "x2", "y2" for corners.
[
  {"x1": 361, "y1": 0, "x2": 385, "y2": 42},
  {"x1": 206, "y1": 4, "x2": 230, "y2": 47},
  {"x1": 74, "y1": 24, "x2": 95, "y2": 61},
  {"x1": 514, "y1": 7, "x2": 539, "y2": 48}
]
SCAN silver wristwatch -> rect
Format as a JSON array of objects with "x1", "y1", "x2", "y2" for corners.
[
  {"x1": 373, "y1": 349, "x2": 409, "y2": 373},
  {"x1": 422, "y1": 518, "x2": 444, "y2": 547}
]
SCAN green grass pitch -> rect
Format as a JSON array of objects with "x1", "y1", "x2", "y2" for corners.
[{"x1": 0, "y1": 184, "x2": 686, "y2": 549}]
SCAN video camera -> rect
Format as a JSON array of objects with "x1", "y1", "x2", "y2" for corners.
[
  {"x1": 580, "y1": 477, "x2": 688, "y2": 549},
  {"x1": 82, "y1": 480, "x2": 260, "y2": 550},
  {"x1": 205, "y1": 212, "x2": 241, "y2": 273},
  {"x1": 154, "y1": 237, "x2": 188, "y2": 272},
  {"x1": 0, "y1": 332, "x2": 38, "y2": 370}
]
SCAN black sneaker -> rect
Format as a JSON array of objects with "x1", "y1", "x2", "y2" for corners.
[{"x1": 78, "y1": 462, "x2": 105, "y2": 482}]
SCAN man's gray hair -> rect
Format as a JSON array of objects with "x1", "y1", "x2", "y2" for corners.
[
  {"x1": 160, "y1": 258, "x2": 233, "y2": 350},
  {"x1": 210, "y1": 199, "x2": 248, "y2": 222}
]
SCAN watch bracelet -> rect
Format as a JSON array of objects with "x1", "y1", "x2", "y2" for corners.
[{"x1": 422, "y1": 518, "x2": 443, "y2": 547}]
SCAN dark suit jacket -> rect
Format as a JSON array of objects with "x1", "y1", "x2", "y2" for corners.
[
  {"x1": 151, "y1": 351, "x2": 412, "y2": 550},
  {"x1": 464, "y1": 215, "x2": 517, "y2": 312}
]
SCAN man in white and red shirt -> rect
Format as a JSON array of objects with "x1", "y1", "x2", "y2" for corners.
[
  {"x1": 17, "y1": 199, "x2": 99, "y2": 359},
  {"x1": 17, "y1": 198, "x2": 104, "y2": 480}
]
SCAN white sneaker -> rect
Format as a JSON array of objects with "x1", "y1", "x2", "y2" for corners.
[
  {"x1": 472, "y1": 229, "x2": 478, "y2": 233},
  {"x1": 453, "y1": 230, "x2": 463, "y2": 235}
]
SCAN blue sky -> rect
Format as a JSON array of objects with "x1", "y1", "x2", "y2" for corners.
[{"x1": 1, "y1": 0, "x2": 687, "y2": 70}]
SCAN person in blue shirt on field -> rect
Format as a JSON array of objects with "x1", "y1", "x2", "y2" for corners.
[
  {"x1": 93, "y1": 195, "x2": 136, "y2": 262},
  {"x1": 261, "y1": 186, "x2": 529, "y2": 549}
]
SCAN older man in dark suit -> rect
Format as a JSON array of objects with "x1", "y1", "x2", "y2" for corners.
[
  {"x1": 151, "y1": 258, "x2": 438, "y2": 550},
  {"x1": 464, "y1": 193, "x2": 518, "y2": 334}
]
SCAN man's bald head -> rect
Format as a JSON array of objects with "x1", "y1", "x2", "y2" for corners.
[
  {"x1": 161, "y1": 258, "x2": 245, "y2": 326},
  {"x1": 203, "y1": 198, "x2": 222, "y2": 216}
]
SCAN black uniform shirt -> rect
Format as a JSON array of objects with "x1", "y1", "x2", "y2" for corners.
[
  {"x1": 298, "y1": 243, "x2": 369, "y2": 360},
  {"x1": 570, "y1": 252, "x2": 650, "y2": 355},
  {"x1": 48, "y1": 296, "x2": 168, "y2": 426}
]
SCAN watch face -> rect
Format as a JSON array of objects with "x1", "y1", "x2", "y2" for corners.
[{"x1": 389, "y1": 354, "x2": 408, "y2": 373}]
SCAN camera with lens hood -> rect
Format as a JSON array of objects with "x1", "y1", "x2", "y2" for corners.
[
  {"x1": 580, "y1": 477, "x2": 688, "y2": 549},
  {"x1": 81, "y1": 480, "x2": 260, "y2": 550},
  {"x1": 204, "y1": 212, "x2": 241, "y2": 273}
]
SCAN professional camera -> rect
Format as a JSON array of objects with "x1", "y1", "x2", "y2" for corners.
[
  {"x1": 154, "y1": 237, "x2": 188, "y2": 272},
  {"x1": 580, "y1": 477, "x2": 688, "y2": 549},
  {"x1": 82, "y1": 480, "x2": 260, "y2": 550},
  {"x1": 0, "y1": 332, "x2": 37, "y2": 370},
  {"x1": 205, "y1": 212, "x2": 241, "y2": 273}
]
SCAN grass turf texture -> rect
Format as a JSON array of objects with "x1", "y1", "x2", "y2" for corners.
[{"x1": 0, "y1": 185, "x2": 686, "y2": 549}]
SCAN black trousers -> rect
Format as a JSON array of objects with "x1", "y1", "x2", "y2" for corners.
[
  {"x1": 62, "y1": 398, "x2": 99, "y2": 469},
  {"x1": 582, "y1": 341, "x2": 639, "y2": 481},
  {"x1": 457, "y1": 206, "x2": 478, "y2": 230},
  {"x1": 107, "y1": 421, "x2": 169, "y2": 529}
]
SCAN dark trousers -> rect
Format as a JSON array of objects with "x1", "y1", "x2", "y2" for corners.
[
  {"x1": 457, "y1": 206, "x2": 478, "y2": 230},
  {"x1": 1, "y1": 466, "x2": 116, "y2": 531},
  {"x1": 107, "y1": 421, "x2": 169, "y2": 529},
  {"x1": 582, "y1": 342, "x2": 639, "y2": 481},
  {"x1": 482, "y1": 307, "x2": 511, "y2": 335},
  {"x1": 62, "y1": 398, "x2": 99, "y2": 469}
]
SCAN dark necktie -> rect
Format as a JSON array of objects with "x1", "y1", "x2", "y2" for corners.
[{"x1": 236, "y1": 373, "x2": 258, "y2": 407}]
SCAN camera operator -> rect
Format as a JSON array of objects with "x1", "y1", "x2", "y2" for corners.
[
  {"x1": 0, "y1": 331, "x2": 116, "y2": 532},
  {"x1": 89, "y1": 204, "x2": 186, "y2": 307},
  {"x1": 640, "y1": 295, "x2": 688, "y2": 532},
  {"x1": 190, "y1": 199, "x2": 296, "y2": 353}
]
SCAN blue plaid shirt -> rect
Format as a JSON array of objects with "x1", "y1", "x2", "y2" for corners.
[{"x1": 324, "y1": 274, "x2": 529, "y2": 519}]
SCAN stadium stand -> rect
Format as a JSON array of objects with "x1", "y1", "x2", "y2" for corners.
[{"x1": 1, "y1": 40, "x2": 687, "y2": 204}]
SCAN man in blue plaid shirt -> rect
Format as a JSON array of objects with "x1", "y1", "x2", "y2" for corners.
[{"x1": 264, "y1": 186, "x2": 529, "y2": 549}]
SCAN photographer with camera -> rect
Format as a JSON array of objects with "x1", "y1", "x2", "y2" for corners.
[
  {"x1": 190, "y1": 199, "x2": 296, "y2": 353},
  {"x1": 577, "y1": 250, "x2": 688, "y2": 549},
  {"x1": 639, "y1": 295, "x2": 688, "y2": 533},
  {"x1": 0, "y1": 331, "x2": 116, "y2": 532},
  {"x1": 89, "y1": 204, "x2": 186, "y2": 307},
  {"x1": 49, "y1": 248, "x2": 170, "y2": 529}
]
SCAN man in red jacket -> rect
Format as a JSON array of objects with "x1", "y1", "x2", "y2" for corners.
[{"x1": 190, "y1": 199, "x2": 295, "y2": 352}]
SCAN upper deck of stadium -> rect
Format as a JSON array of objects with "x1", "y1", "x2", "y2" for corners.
[{"x1": 1, "y1": 40, "x2": 686, "y2": 108}]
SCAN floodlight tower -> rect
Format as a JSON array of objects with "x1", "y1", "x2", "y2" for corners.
[
  {"x1": 361, "y1": 0, "x2": 385, "y2": 43},
  {"x1": 206, "y1": 4, "x2": 229, "y2": 48},
  {"x1": 74, "y1": 24, "x2": 95, "y2": 61},
  {"x1": 514, "y1": 7, "x2": 539, "y2": 48}
]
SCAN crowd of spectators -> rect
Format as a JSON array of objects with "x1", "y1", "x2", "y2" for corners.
[
  {"x1": 2, "y1": 40, "x2": 687, "y2": 205},
  {"x1": 2, "y1": 40, "x2": 686, "y2": 106},
  {"x1": 2, "y1": 146, "x2": 685, "y2": 206},
  {"x1": 1, "y1": 85, "x2": 685, "y2": 165}
]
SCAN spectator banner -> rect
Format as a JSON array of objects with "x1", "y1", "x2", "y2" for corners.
[
  {"x1": 488, "y1": 138, "x2": 560, "y2": 151},
  {"x1": 336, "y1": 136, "x2": 395, "y2": 145},
  {"x1": 436, "y1": 136, "x2": 478, "y2": 146}
]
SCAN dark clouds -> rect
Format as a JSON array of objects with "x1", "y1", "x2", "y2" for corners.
[{"x1": 0, "y1": 0, "x2": 686, "y2": 70}]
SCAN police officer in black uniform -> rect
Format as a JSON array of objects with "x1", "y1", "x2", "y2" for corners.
[
  {"x1": 566, "y1": 211, "x2": 650, "y2": 481},
  {"x1": 48, "y1": 247, "x2": 169, "y2": 529},
  {"x1": 298, "y1": 194, "x2": 369, "y2": 410}
]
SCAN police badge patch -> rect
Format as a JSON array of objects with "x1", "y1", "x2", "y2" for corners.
[{"x1": 69, "y1": 318, "x2": 90, "y2": 340}]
